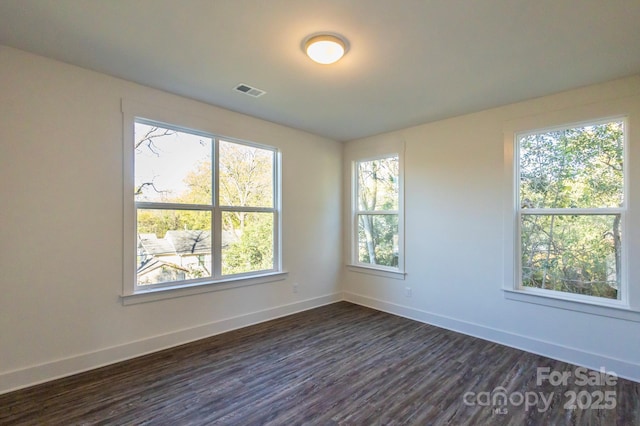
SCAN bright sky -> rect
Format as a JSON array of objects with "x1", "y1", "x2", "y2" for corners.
[{"x1": 134, "y1": 122, "x2": 211, "y2": 202}]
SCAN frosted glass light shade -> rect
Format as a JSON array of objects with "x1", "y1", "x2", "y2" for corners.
[{"x1": 305, "y1": 35, "x2": 346, "y2": 64}]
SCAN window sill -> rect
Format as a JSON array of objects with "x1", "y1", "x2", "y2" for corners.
[
  {"x1": 503, "y1": 288, "x2": 640, "y2": 322},
  {"x1": 347, "y1": 264, "x2": 406, "y2": 280},
  {"x1": 121, "y1": 271, "x2": 288, "y2": 305}
]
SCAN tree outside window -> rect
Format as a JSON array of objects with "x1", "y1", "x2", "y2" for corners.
[
  {"x1": 355, "y1": 156, "x2": 400, "y2": 269},
  {"x1": 518, "y1": 119, "x2": 624, "y2": 300}
]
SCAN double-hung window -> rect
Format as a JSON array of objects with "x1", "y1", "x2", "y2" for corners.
[
  {"x1": 123, "y1": 104, "x2": 281, "y2": 298},
  {"x1": 352, "y1": 154, "x2": 403, "y2": 272},
  {"x1": 514, "y1": 118, "x2": 626, "y2": 304}
]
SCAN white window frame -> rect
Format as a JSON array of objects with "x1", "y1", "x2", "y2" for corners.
[
  {"x1": 122, "y1": 100, "x2": 285, "y2": 304},
  {"x1": 348, "y1": 150, "x2": 405, "y2": 279},
  {"x1": 503, "y1": 96, "x2": 640, "y2": 322}
]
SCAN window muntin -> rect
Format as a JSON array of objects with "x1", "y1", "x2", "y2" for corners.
[
  {"x1": 354, "y1": 155, "x2": 400, "y2": 269},
  {"x1": 133, "y1": 119, "x2": 279, "y2": 290},
  {"x1": 517, "y1": 119, "x2": 625, "y2": 301}
]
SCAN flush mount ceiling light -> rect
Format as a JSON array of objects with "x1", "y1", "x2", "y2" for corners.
[{"x1": 304, "y1": 34, "x2": 348, "y2": 64}]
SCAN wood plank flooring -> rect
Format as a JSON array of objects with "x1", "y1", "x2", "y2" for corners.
[{"x1": 1, "y1": 302, "x2": 638, "y2": 425}]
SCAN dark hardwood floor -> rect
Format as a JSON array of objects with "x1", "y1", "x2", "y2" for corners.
[{"x1": 1, "y1": 302, "x2": 638, "y2": 425}]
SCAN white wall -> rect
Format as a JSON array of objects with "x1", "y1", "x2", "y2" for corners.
[
  {"x1": 1, "y1": 43, "x2": 638, "y2": 394},
  {"x1": 0, "y1": 46, "x2": 343, "y2": 393},
  {"x1": 343, "y1": 75, "x2": 640, "y2": 382}
]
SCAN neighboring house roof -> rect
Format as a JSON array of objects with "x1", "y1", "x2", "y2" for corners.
[
  {"x1": 138, "y1": 230, "x2": 212, "y2": 257},
  {"x1": 165, "y1": 230, "x2": 211, "y2": 254},
  {"x1": 138, "y1": 233, "x2": 175, "y2": 255},
  {"x1": 137, "y1": 257, "x2": 189, "y2": 275}
]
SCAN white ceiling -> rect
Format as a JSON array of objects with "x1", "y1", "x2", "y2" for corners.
[{"x1": 1, "y1": 0, "x2": 639, "y2": 141}]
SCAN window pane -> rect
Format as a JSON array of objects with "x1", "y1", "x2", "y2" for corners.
[
  {"x1": 135, "y1": 122, "x2": 212, "y2": 204},
  {"x1": 358, "y1": 156, "x2": 399, "y2": 211},
  {"x1": 222, "y1": 211, "x2": 274, "y2": 275},
  {"x1": 521, "y1": 214, "x2": 620, "y2": 299},
  {"x1": 137, "y1": 209, "x2": 211, "y2": 285},
  {"x1": 219, "y1": 140, "x2": 274, "y2": 208},
  {"x1": 358, "y1": 214, "x2": 399, "y2": 268},
  {"x1": 519, "y1": 121, "x2": 623, "y2": 209}
]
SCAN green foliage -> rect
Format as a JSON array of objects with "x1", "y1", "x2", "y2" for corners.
[
  {"x1": 137, "y1": 209, "x2": 210, "y2": 238},
  {"x1": 358, "y1": 214, "x2": 398, "y2": 267},
  {"x1": 521, "y1": 214, "x2": 619, "y2": 298},
  {"x1": 519, "y1": 121, "x2": 623, "y2": 299},
  {"x1": 223, "y1": 213, "x2": 274, "y2": 275}
]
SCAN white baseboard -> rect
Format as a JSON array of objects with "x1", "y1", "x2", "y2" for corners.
[
  {"x1": 0, "y1": 293, "x2": 341, "y2": 395},
  {"x1": 4, "y1": 291, "x2": 636, "y2": 396},
  {"x1": 343, "y1": 291, "x2": 640, "y2": 383}
]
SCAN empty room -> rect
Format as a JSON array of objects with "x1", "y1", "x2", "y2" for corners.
[{"x1": 1, "y1": 1, "x2": 639, "y2": 424}]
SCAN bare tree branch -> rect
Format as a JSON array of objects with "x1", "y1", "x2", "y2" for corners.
[{"x1": 135, "y1": 126, "x2": 175, "y2": 155}]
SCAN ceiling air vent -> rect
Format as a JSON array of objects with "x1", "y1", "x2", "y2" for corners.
[{"x1": 234, "y1": 83, "x2": 266, "y2": 98}]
